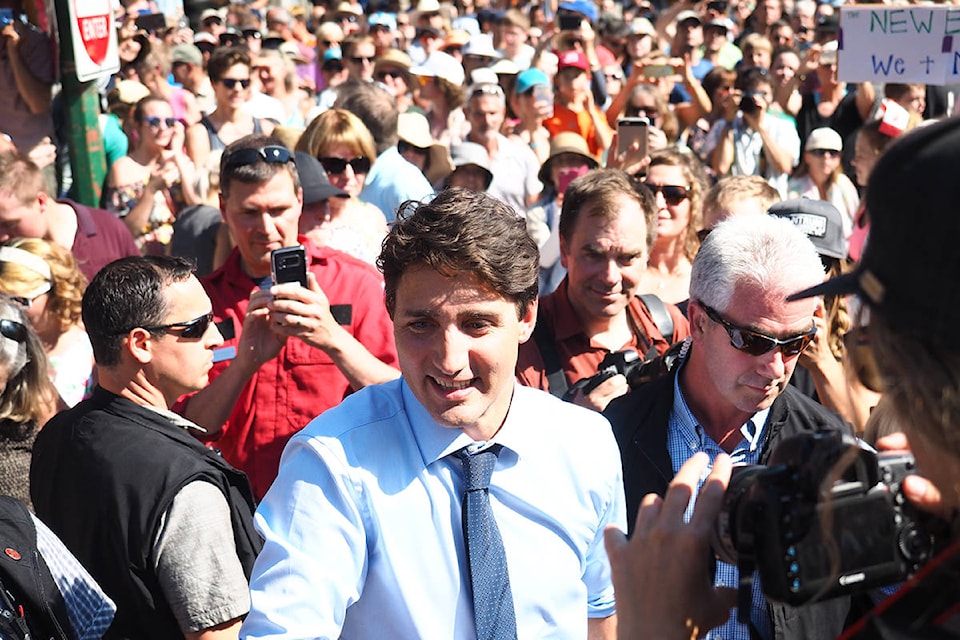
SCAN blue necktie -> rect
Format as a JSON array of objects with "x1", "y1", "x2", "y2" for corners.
[{"x1": 456, "y1": 445, "x2": 517, "y2": 640}]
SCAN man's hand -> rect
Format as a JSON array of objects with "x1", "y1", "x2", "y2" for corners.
[
  {"x1": 269, "y1": 272, "x2": 344, "y2": 352},
  {"x1": 2, "y1": 21, "x2": 19, "y2": 47},
  {"x1": 604, "y1": 453, "x2": 736, "y2": 640},
  {"x1": 236, "y1": 288, "x2": 285, "y2": 370},
  {"x1": 571, "y1": 373, "x2": 629, "y2": 412}
]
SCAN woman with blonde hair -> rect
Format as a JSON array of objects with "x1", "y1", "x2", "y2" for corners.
[
  {"x1": 639, "y1": 148, "x2": 709, "y2": 307},
  {"x1": 296, "y1": 109, "x2": 388, "y2": 264},
  {"x1": 0, "y1": 238, "x2": 92, "y2": 408},
  {"x1": 0, "y1": 300, "x2": 57, "y2": 507}
]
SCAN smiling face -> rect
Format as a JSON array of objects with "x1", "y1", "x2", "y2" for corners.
[
  {"x1": 139, "y1": 99, "x2": 176, "y2": 150},
  {"x1": 392, "y1": 265, "x2": 536, "y2": 441},
  {"x1": 560, "y1": 193, "x2": 648, "y2": 329},
  {"x1": 220, "y1": 170, "x2": 302, "y2": 278},
  {"x1": 645, "y1": 163, "x2": 692, "y2": 246}
]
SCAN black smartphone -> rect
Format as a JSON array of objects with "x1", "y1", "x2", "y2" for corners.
[
  {"x1": 135, "y1": 12, "x2": 166, "y2": 33},
  {"x1": 270, "y1": 245, "x2": 308, "y2": 287},
  {"x1": 618, "y1": 117, "x2": 649, "y2": 158},
  {"x1": 558, "y1": 13, "x2": 582, "y2": 31}
]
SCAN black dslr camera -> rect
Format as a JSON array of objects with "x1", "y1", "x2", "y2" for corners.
[
  {"x1": 739, "y1": 90, "x2": 763, "y2": 115},
  {"x1": 712, "y1": 431, "x2": 946, "y2": 613},
  {"x1": 562, "y1": 342, "x2": 685, "y2": 402}
]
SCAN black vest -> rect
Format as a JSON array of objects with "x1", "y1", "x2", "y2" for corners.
[
  {"x1": 0, "y1": 495, "x2": 72, "y2": 639},
  {"x1": 30, "y1": 388, "x2": 262, "y2": 640}
]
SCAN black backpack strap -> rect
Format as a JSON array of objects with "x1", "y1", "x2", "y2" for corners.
[
  {"x1": 532, "y1": 319, "x2": 569, "y2": 398},
  {"x1": 639, "y1": 294, "x2": 675, "y2": 343}
]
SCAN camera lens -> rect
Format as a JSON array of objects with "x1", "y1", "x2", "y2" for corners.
[{"x1": 711, "y1": 465, "x2": 767, "y2": 565}]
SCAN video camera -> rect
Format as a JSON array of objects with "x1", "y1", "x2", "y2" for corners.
[
  {"x1": 561, "y1": 341, "x2": 685, "y2": 402},
  {"x1": 712, "y1": 431, "x2": 946, "y2": 617}
]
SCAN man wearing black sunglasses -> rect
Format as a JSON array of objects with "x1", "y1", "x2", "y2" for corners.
[
  {"x1": 32, "y1": 255, "x2": 262, "y2": 640},
  {"x1": 172, "y1": 135, "x2": 400, "y2": 500},
  {"x1": 604, "y1": 214, "x2": 855, "y2": 640}
]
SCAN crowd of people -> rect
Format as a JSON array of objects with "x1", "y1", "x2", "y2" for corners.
[{"x1": 0, "y1": 0, "x2": 958, "y2": 638}]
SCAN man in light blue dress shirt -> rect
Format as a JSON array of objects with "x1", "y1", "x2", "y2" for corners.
[{"x1": 241, "y1": 187, "x2": 626, "y2": 639}]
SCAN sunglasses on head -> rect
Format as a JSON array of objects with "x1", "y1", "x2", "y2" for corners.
[
  {"x1": 220, "y1": 77, "x2": 251, "y2": 89},
  {"x1": 0, "y1": 318, "x2": 27, "y2": 343},
  {"x1": 319, "y1": 156, "x2": 371, "y2": 174},
  {"x1": 223, "y1": 145, "x2": 295, "y2": 169},
  {"x1": 809, "y1": 148, "x2": 840, "y2": 158},
  {"x1": 644, "y1": 183, "x2": 690, "y2": 206},
  {"x1": 145, "y1": 116, "x2": 178, "y2": 129},
  {"x1": 701, "y1": 302, "x2": 817, "y2": 357},
  {"x1": 141, "y1": 312, "x2": 214, "y2": 340}
]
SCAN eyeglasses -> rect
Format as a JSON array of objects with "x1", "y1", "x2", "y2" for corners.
[
  {"x1": 701, "y1": 302, "x2": 817, "y2": 357},
  {"x1": 203, "y1": 17, "x2": 222, "y2": 26},
  {"x1": 398, "y1": 140, "x2": 429, "y2": 156},
  {"x1": 145, "y1": 116, "x2": 178, "y2": 130},
  {"x1": 322, "y1": 40, "x2": 341, "y2": 47},
  {"x1": 220, "y1": 77, "x2": 251, "y2": 89},
  {"x1": 349, "y1": 55, "x2": 376, "y2": 65},
  {"x1": 319, "y1": 156, "x2": 371, "y2": 174},
  {"x1": 337, "y1": 14, "x2": 358, "y2": 23},
  {"x1": 0, "y1": 318, "x2": 26, "y2": 343},
  {"x1": 219, "y1": 33, "x2": 241, "y2": 46},
  {"x1": 808, "y1": 148, "x2": 840, "y2": 158},
  {"x1": 141, "y1": 312, "x2": 214, "y2": 340},
  {"x1": 644, "y1": 183, "x2": 690, "y2": 206},
  {"x1": 375, "y1": 69, "x2": 404, "y2": 81},
  {"x1": 223, "y1": 145, "x2": 295, "y2": 168}
]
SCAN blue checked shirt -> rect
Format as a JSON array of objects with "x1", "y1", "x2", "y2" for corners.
[
  {"x1": 666, "y1": 368, "x2": 773, "y2": 640},
  {"x1": 34, "y1": 514, "x2": 116, "y2": 640}
]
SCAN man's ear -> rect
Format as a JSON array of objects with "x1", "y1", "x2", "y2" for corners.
[
  {"x1": 688, "y1": 299, "x2": 708, "y2": 340},
  {"x1": 125, "y1": 328, "x2": 154, "y2": 365},
  {"x1": 518, "y1": 298, "x2": 538, "y2": 344}
]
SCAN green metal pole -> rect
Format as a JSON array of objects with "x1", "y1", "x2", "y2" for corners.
[{"x1": 53, "y1": 1, "x2": 107, "y2": 207}]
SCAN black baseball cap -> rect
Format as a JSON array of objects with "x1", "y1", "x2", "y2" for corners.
[
  {"x1": 769, "y1": 198, "x2": 847, "y2": 260},
  {"x1": 294, "y1": 152, "x2": 348, "y2": 204},
  {"x1": 788, "y1": 118, "x2": 960, "y2": 344}
]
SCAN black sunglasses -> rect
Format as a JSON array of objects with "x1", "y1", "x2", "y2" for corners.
[
  {"x1": 224, "y1": 145, "x2": 295, "y2": 168},
  {"x1": 398, "y1": 140, "x2": 429, "y2": 156},
  {"x1": 349, "y1": 55, "x2": 376, "y2": 65},
  {"x1": 219, "y1": 33, "x2": 240, "y2": 46},
  {"x1": 319, "y1": 156, "x2": 371, "y2": 174},
  {"x1": 0, "y1": 318, "x2": 27, "y2": 343},
  {"x1": 145, "y1": 116, "x2": 178, "y2": 129},
  {"x1": 375, "y1": 69, "x2": 403, "y2": 81},
  {"x1": 243, "y1": 29, "x2": 262, "y2": 39},
  {"x1": 220, "y1": 77, "x2": 251, "y2": 89},
  {"x1": 644, "y1": 183, "x2": 690, "y2": 206},
  {"x1": 626, "y1": 105, "x2": 658, "y2": 120},
  {"x1": 141, "y1": 312, "x2": 214, "y2": 340},
  {"x1": 701, "y1": 302, "x2": 817, "y2": 357},
  {"x1": 808, "y1": 148, "x2": 840, "y2": 158}
]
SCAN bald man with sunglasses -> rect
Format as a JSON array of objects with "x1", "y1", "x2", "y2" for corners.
[
  {"x1": 32, "y1": 255, "x2": 262, "y2": 640},
  {"x1": 603, "y1": 214, "x2": 855, "y2": 640}
]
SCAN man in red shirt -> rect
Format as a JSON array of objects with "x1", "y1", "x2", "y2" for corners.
[
  {"x1": 517, "y1": 169, "x2": 689, "y2": 412},
  {"x1": 176, "y1": 136, "x2": 399, "y2": 498}
]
